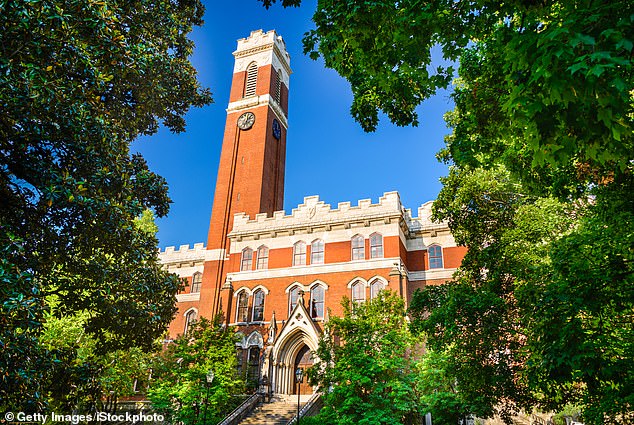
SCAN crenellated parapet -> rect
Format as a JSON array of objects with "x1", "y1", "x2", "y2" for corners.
[
  {"x1": 230, "y1": 191, "x2": 448, "y2": 241},
  {"x1": 159, "y1": 242, "x2": 211, "y2": 266}
]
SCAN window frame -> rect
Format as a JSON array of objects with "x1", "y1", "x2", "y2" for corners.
[
  {"x1": 236, "y1": 291, "x2": 250, "y2": 323},
  {"x1": 370, "y1": 233, "x2": 383, "y2": 259},
  {"x1": 190, "y1": 272, "x2": 202, "y2": 293},
  {"x1": 351, "y1": 235, "x2": 365, "y2": 260},
  {"x1": 310, "y1": 285, "x2": 325, "y2": 319},
  {"x1": 241, "y1": 247, "x2": 253, "y2": 271},
  {"x1": 252, "y1": 289, "x2": 265, "y2": 322},
  {"x1": 370, "y1": 279, "x2": 385, "y2": 299},
  {"x1": 288, "y1": 286, "x2": 301, "y2": 314},
  {"x1": 184, "y1": 309, "x2": 197, "y2": 335},
  {"x1": 293, "y1": 241, "x2": 306, "y2": 266},
  {"x1": 256, "y1": 245, "x2": 269, "y2": 270},
  {"x1": 428, "y1": 245, "x2": 444, "y2": 269},
  {"x1": 311, "y1": 239, "x2": 325, "y2": 265},
  {"x1": 351, "y1": 281, "x2": 365, "y2": 303}
]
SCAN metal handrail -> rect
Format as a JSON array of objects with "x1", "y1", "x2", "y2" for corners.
[
  {"x1": 217, "y1": 393, "x2": 262, "y2": 425},
  {"x1": 286, "y1": 392, "x2": 322, "y2": 425}
]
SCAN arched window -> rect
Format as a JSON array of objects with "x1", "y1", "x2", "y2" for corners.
[
  {"x1": 310, "y1": 285, "x2": 324, "y2": 319},
  {"x1": 370, "y1": 279, "x2": 385, "y2": 299},
  {"x1": 190, "y1": 272, "x2": 202, "y2": 293},
  {"x1": 236, "y1": 291, "x2": 249, "y2": 323},
  {"x1": 351, "y1": 235, "x2": 365, "y2": 260},
  {"x1": 256, "y1": 246, "x2": 269, "y2": 270},
  {"x1": 241, "y1": 248, "x2": 253, "y2": 271},
  {"x1": 293, "y1": 241, "x2": 306, "y2": 266},
  {"x1": 370, "y1": 233, "x2": 383, "y2": 259},
  {"x1": 429, "y1": 245, "x2": 443, "y2": 269},
  {"x1": 244, "y1": 62, "x2": 258, "y2": 97},
  {"x1": 311, "y1": 239, "x2": 325, "y2": 265},
  {"x1": 252, "y1": 289, "x2": 265, "y2": 322},
  {"x1": 184, "y1": 309, "x2": 197, "y2": 335},
  {"x1": 351, "y1": 281, "x2": 365, "y2": 303},
  {"x1": 289, "y1": 286, "x2": 301, "y2": 314}
]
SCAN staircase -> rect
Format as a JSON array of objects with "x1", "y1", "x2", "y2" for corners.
[{"x1": 239, "y1": 397, "x2": 304, "y2": 425}]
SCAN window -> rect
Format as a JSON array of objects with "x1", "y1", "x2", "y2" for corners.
[
  {"x1": 247, "y1": 347, "x2": 260, "y2": 387},
  {"x1": 370, "y1": 279, "x2": 385, "y2": 299},
  {"x1": 256, "y1": 246, "x2": 269, "y2": 270},
  {"x1": 241, "y1": 248, "x2": 253, "y2": 271},
  {"x1": 370, "y1": 233, "x2": 383, "y2": 259},
  {"x1": 190, "y1": 272, "x2": 202, "y2": 293},
  {"x1": 311, "y1": 239, "x2": 324, "y2": 265},
  {"x1": 351, "y1": 235, "x2": 365, "y2": 260},
  {"x1": 351, "y1": 281, "x2": 365, "y2": 303},
  {"x1": 184, "y1": 309, "x2": 197, "y2": 335},
  {"x1": 236, "y1": 347, "x2": 245, "y2": 376},
  {"x1": 429, "y1": 245, "x2": 443, "y2": 269},
  {"x1": 244, "y1": 62, "x2": 258, "y2": 97},
  {"x1": 236, "y1": 291, "x2": 249, "y2": 322},
  {"x1": 310, "y1": 285, "x2": 324, "y2": 319},
  {"x1": 252, "y1": 290, "x2": 265, "y2": 322},
  {"x1": 289, "y1": 286, "x2": 301, "y2": 314},
  {"x1": 293, "y1": 241, "x2": 306, "y2": 266}
]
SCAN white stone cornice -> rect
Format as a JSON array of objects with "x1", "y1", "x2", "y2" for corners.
[
  {"x1": 228, "y1": 257, "x2": 398, "y2": 282},
  {"x1": 227, "y1": 94, "x2": 288, "y2": 128},
  {"x1": 176, "y1": 293, "x2": 201, "y2": 303},
  {"x1": 409, "y1": 268, "x2": 457, "y2": 281}
]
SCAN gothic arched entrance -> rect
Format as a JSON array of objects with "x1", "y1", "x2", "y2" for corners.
[
  {"x1": 293, "y1": 344, "x2": 314, "y2": 395},
  {"x1": 269, "y1": 292, "x2": 321, "y2": 395}
]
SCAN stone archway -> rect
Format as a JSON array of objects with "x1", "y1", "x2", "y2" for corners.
[{"x1": 269, "y1": 293, "x2": 321, "y2": 395}]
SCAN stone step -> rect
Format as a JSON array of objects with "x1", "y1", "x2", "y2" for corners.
[{"x1": 239, "y1": 401, "x2": 304, "y2": 425}]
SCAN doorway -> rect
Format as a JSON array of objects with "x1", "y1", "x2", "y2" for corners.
[{"x1": 293, "y1": 344, "x2": 313, "y2": 395}]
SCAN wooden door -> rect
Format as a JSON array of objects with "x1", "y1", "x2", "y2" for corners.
[{"x1": 293, "y1": 345, "x2": 313, "y2": 395}]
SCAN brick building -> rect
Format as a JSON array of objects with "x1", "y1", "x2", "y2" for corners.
[{"x1": 160, "y1": 29, "x2": 465, "y2": 397}]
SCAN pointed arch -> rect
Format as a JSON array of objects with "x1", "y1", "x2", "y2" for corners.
[
  {"x1": 369, "y1": 277, "x2": 387, "y2": 299},
  {"x1": 252, "y1": 289, "x2": 265, "y2": 322},
  {"x1": 183, "y1": 308, "x2": 198, "y2": 335}
]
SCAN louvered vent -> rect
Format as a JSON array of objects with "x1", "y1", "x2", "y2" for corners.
[
  {"x1": 275, "y1": 70, "x2": 282, "y2": 103},
  {"x1": 244, "y1": 62, "x2": 258, "y2": 97}
]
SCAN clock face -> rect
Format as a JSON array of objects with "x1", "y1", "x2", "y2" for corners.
[
  {"x1": 272, "y1": 119, "x2": 281, "y2": 139},
  {"x1": 237, "y1": 112, "x2": 255, "y2": 130}
]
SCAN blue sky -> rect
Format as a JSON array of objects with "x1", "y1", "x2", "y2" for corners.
[{"x1": 132, "y1": 0, "x2": 455, "y2": 248}]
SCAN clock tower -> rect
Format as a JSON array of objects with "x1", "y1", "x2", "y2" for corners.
[{"x1": 200, "y1": 30, "x2": 291, "y2": 318}]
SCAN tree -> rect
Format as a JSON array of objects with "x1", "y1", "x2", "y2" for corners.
[
  {"x1": 147, "y1": 316, "x2": 245, "y2": 425},
  {"x1": 307, "y1": 291, "x2": 421, "y2": 425},
  {"x1": 262, "y1": 1, "x2": 633, "y2": 422},
  {"x1": 411, "y1": 166, "x2": 633, "y2": 424},
  {"x1": 264, "y1": 1, "x2": 632, "y2": 177},
  {"x1": 1, "y1": 0, "x2": 211, "y2": 409},
  {"x1": 414, "y1": 348, "x2": 471, "y2": 425}
]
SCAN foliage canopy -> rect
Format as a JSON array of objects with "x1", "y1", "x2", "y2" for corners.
[
  {"x1": 1, "y1": 0, "x2": 211, "y2": 409},
  {"x1": 263, "y1": 0, "x2": 633, "y2": 422}
]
